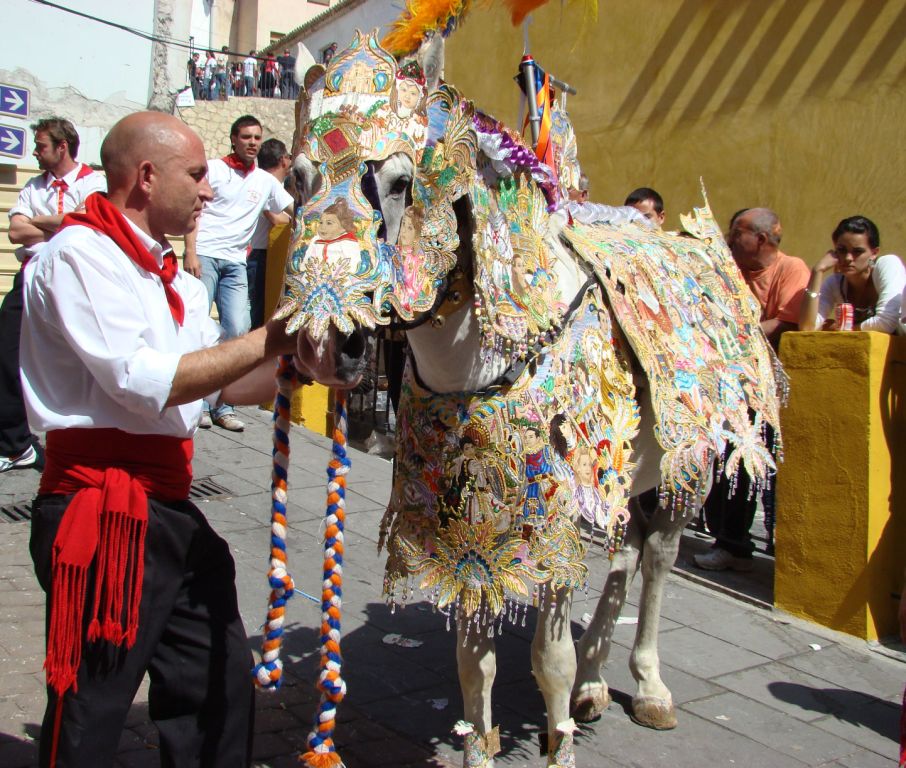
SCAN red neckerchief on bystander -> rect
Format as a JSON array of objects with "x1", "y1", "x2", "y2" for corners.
[{"x1": 222, "y1": 152, "x2": 256, "y2": 176}]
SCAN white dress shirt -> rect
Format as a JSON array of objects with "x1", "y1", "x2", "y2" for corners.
[
  {"x1": 21, "y1": 219, "x2": 223, "y2": 437},
  {"x1": 9, "y1": 164, "x2": 106, "y2": 261},
  {"x1": 194, "y1": 158, "x2": 294, "y2": 263}
]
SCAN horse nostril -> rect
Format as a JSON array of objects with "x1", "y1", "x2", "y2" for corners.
[{"x1": 339, "y1": 329, "x2": 366, "y2": 360}]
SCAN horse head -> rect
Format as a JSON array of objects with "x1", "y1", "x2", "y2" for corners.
[{"x1": 278, "y1": 30, "x2": 466, "y2": 388}]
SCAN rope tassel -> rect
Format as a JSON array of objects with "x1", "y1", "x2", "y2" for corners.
[
  {"x1": 302, "y1": 391, "x2": 350, "y2": 768},
  {"x1": 254, "y1": 355, "x2": 298, "y2": 690}
]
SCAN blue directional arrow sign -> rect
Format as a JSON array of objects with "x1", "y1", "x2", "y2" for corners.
[
  {"x1": 0, "y1": 84, "x2": 29, "y2": 119},
  {"x1": 0, "y1": 124, "x2": 27, "y2": 159}
]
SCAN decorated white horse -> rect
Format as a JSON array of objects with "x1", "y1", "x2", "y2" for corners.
[{"x1": 269, "y1": 8, "x2": 784, "y2": 768}]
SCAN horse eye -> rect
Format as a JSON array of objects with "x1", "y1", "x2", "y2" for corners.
[{"x1": 389, "y1": 177, "x2": 411, "y2": 197}]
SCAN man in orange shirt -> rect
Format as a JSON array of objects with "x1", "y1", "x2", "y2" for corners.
[
  {"x1": 695, "y1": 207, "x2": 807, "y2": 571},
  {"x1": 726, "y1": 207, "x2": 809, "y2": 348}
]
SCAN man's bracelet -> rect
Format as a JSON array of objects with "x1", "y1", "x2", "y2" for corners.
[{"x1": 805, "y1": 289, "x2": 819, "y2": 299}]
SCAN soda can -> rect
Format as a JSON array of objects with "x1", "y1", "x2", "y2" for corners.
[{"x1": 835, "y1": 303, "x2": 854, "y2": 331}]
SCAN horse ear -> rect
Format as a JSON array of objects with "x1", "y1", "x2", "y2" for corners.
[
  {"x1": 415, "y1": 33, "x2": 445, "y2": 92},
  {"x1": 293, "y1": 42, "x2": 317, "y2": 86}
]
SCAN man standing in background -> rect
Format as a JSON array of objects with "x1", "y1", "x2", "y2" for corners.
[
  {"x1": 183, "y1": 115, "x2": 293, "y2": 431},
  {"x1": 695, "y1": 207, "x2": 808, "y2": 571},
  {"x1": 243, "y1": 50, "x2": 258, "y2": 96},
  {"x1": 625, "y1": 186, "x2": 666, "y2": 228},
  {"x1": 1, "y1": 118, "x2": 105, "y2": 472},
  {"x1": 278, "y1": 48, "x2": 297, "y2": 99},
  {"x1": 247, "y1": 138, "x2": 292, "y2": 329}
]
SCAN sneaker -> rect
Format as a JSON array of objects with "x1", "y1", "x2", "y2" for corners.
[
  {"x1": 199, "y1": 411, "x2": 213, "y2": 429},
  {"x1": 213, "y1": 413, "x2": 245, "y2": 432},
  {"x1": 693, "y1": 547, "x2": 753, "y2": 572},
  {"x1": 0, "y1": 444, "x2": 38, "y2": 473}
]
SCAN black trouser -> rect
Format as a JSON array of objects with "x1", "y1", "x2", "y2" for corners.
[
  {"x1": 702, "y1": 423, "x2": 775, "y2": 558},
  {"x1": 0, "y1": 268, "x2": 34, "y2": 457},
  {"x1": 30, "y1": 495, "x2": 254, "y2": 768},
  {"x1": 246, "y1": 248, "x2": 267, "y2": 330}
]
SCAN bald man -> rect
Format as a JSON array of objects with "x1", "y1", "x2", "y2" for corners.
[{"x1": 20, "y1": 112, "x2": 296, "y2": 768}]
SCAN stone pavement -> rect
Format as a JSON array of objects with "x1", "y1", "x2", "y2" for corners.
[{"x1": 0, "y1": 406, "x2": 902, "y2": 767}]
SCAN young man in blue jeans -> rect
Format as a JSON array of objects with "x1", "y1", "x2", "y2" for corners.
[{"x1": 183, "y1": 114, "x2": 293, "y2": 431}]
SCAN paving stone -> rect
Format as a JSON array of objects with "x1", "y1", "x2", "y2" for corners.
[
  {"x1": 252, "y1": 731, "x2": 295, "y2": 760},
  {"x1": 832, "y1": 746, "x2": 899, "y2": 766},
  {"x1": 693, "y1": 610, "x2": 831, "y2": 661},
  {"x1": 782, "y1": 645, "x2": 904, "y2": 704},
  {"x1": 712, "y1": 660, "x2": 876, "y2": 723},
  {"x1": 655, "y1": 625, "x2": 771, "y2": 679},
  {"x1": 0, "y1": 739, "x2": 38, "y2": 768},
  {"x1": 684, "y1": 691, "x2": 866, "y2": 765},
  {"x1": 809, "y1": 696, "x2": 901, "y2": 758}
]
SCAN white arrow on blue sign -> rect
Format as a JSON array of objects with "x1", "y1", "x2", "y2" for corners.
[
  {"x1": 0, "y1": 84, "x2": 29, "y2": 119},
  {"x1": 0, "y1": 124, "x2": 27, "y2": 159}
]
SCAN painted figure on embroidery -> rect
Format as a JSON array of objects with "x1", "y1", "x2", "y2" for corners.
[
  {"x1": 397, "y1": 205, "x2": 425, "y2": 307},
  {"x1": 389, "y1": 61, "x2": 429, "y2": 147},
  {"x1": 311, "y1": 199, "x2": 360, "y2": 266}
]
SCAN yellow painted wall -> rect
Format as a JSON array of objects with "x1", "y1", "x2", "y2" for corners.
[
  {"x1": 265, "y1": 224, "x2": 333, "y2": 436},
  {"x1": 776, "y1": 332, "x2": 905, "y2": 640},
  {"x1": 445, "y1": 0, "x2": 906, "y2": 264}
]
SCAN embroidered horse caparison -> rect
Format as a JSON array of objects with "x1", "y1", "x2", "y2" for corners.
[{"x1": 281, "y1": 29, "x2": 785, "y2": 768}]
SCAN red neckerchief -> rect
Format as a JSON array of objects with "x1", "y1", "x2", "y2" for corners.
[
  {"x1": 39, "y1": 428, "x2": 192, "y2": 764},
  {"x1": 45, "y1": 164, "x2": 96, "y2": 214},
  {"x1": 60, "y1": 193, "x2": 185, "y2": 326},
  {"x1": 44, "y1": 163, "x2": 95, "y2": 185},
  {"x1": 222, "y1": 153, "x2": 256, "y2": 176},
  {"x1": 315, "y1": 232, "x2": 358, "y2": 260}
]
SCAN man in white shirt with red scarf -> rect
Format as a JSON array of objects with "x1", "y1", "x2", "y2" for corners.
[
  {"x1": 20, "y1": 111, "x2": 298, "y2": 768},
  {"x1": 183, "y1": 114, "x2": 293, "y2": 432},
  {"x1": 1, "y1": 117, "x2": 105, "y2": 472}
]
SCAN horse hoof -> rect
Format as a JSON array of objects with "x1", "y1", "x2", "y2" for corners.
[
  {"x1": 630, "y1": 696, "x2": 678, "y2": 730},
  {"x1": 571, "y1": 688, "x2": 611, "y2": 722}
]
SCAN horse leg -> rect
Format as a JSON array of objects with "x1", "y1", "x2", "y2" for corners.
[
  {"x1": 532, "y1": 585, "x2": 578, "y2": 767},
  {"x1": 628, "y1": 505, "x2": 686, "y2": 730},
  {"x1": 571, "y1": 501, "x2": 645, "y2": 721},
  {"x1": 457, "y1": 613, "x2": 499, "y2": 767}
]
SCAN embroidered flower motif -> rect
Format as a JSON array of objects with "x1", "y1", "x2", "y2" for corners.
[{"x1": 398, "y1": 519, "x2": 530, "y2": 618}]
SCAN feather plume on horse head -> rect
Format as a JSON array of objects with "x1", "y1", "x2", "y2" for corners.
[{"x1": 382, "y1": 0, "x2": 599, "y2": 57}]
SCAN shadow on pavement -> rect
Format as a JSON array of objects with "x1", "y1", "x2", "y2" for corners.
[{"x1": 768, "y1": 681, "x2": 901, "y2": 744}]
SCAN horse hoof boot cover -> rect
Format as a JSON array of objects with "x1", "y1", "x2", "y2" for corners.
[
  {"x1": 458, "y1": 723, "x2": 500, "y2": 768},
  {"x1": 274, "y1": 7, "x2": 786, "y2": 766}
]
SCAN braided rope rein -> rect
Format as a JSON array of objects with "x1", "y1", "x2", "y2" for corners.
[
  {"x1": 253, "y1": 354, "x2": 298, "y2": 690},
  {"x1": 302, "y1": 389, "x2": 349, "y2": 768},
  {"x1": 252, "y1": 354, "x2": 351, "y2": 768}
]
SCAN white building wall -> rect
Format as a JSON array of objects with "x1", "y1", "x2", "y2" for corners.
[
  {"x1": 0, "y1": 0, "x2": 157, "y2": 166},
  {"x1": 190, "y1": 0, "x2": 214, "y2": 52},
  {"x1": 299, "y1": 0, "x2": 398, "y2": 65}
]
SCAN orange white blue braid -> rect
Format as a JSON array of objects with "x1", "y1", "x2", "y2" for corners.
[
  {"x1": 301, "y1": 391, "x2": 350, "y2": 768},
  {"x1": 253, "y1": 355, "x2": 298, "y2": 690}
]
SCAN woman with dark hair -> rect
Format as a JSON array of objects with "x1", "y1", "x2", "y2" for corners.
[{"x1": 799, "y1": 215, "x2": 906, "y2": 332}]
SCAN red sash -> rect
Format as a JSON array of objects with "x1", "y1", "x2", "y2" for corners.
[{"x1": 40, "y1": 428, "x2": 193, "y2": 699}]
